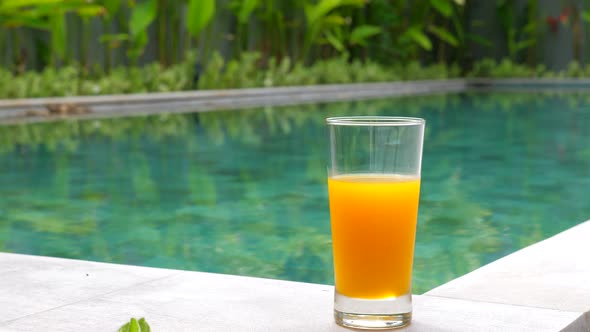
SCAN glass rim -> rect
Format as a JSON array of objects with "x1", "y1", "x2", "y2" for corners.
[{"x1": 326, "y1": 116, "x2": 425, "y2": 126}]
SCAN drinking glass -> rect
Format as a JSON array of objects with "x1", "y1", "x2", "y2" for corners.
[{"x1": 326, "y1": 116, "x2": 425, "y2": 330}]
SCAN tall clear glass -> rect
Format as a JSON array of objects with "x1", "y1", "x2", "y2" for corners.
[{"x1": 326, "y1": 116, "x2": 425, "y2": 330}]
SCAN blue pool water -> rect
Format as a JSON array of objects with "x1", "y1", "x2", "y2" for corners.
[{"x1": 0, "y1": 92, "x2": 589, "y2": 293}]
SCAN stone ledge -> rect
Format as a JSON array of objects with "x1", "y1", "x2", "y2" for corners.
[
  {"x1": 468, "y1": 78, "x2": 590, "y2": 87},
  {"x1": 0, "y1": 80, "x2": 467, "y2": 124},
  {"x1": 1, "y1": 220, "x2": 589, "y2": 331},
  {"x1": 4, "y1": 78, "x2": 590, "y2": 124},
  {"x1": 426, "y1": 220, "x2": 590, "y2": 314},
  {"x1": 0, "y1": 80, "x2": 468, "y2": 108},
  {"x1": 0, "y1": 252, "x2": 586, "y2": 332}
]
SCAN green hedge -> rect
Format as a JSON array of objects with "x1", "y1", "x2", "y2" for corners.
[
  {"x1": 468, "y1": 58, "x2": 590, "y2": 79},
  {"x1": 0, "y1": 52, "x2": 461, "y2": 99},
  {"x1": 3, "y1": 55, "x2": 590, "y2": 100}
]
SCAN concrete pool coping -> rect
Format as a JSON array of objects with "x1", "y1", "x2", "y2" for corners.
[
  {"x1": 3, "y1": 77, "x2": 590, "y2": 125},
  {"x1": 0, "y1": 220, "x2": 588, "y2": 331},
  {"x1": 0, "y1": 80, "x2": 467, "y2": 124}
]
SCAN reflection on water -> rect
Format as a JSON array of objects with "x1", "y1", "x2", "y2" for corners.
[{"x1": 0, "y1": 92, "x2": 589, "y2": 293}]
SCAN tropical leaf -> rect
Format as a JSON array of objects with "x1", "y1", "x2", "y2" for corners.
[
  {"x1": 101, "y1": 0, "x2": 122, "y2": 18},
  {"x1": 349, "y1": 25, "x2": 381, "y2": 46},
  {"x1": 126, "y1": 0, "x2": 154, "y2": 63},
  {"x1": 128, "y1": 30, "x2": 148, "y2": 56},
  {"x1": 428, "y1": 25, "x2": 458, "y2": 46},
  {"x1": 0, "y1": 0, "x2": 102, "y2": 24},
  {"x1": 0, "y1": 0, "x2": 64, "y2": 11},
  {"x1": 6, "y1": 2, "x2": 100, "y2": 15},
  {"x1": 305, "y1": 0, "x2": 363, "y2": 26},
  {"x1": 322, "y1": 14, "x2": 346, "y2": 26},
  {"x1": 340, "y1": 0, "x2": 365, "y2": 6},
  {"x1": 305, "y1": 0, "x2": 340, "y2": 25},
  {"x1": 99, "y1": 33, "x2": 129, "y2": 43},
  {"x1": 405, "y1": 27, "x2": 432, "y2": 50},
  {"x1": 1, "y1": 17, "x2": 49, "y2": 29},
  {"x1": 77, "y1": 5, "x2": 105, "y2": 17},
  {"x1": 237, "y1": 0, "x2": 260, "y2": 24},
  {"x1": 129, "y1": 0, "x2": 156, "y2": 37},
  {"x1": 430, "y1": 0, "x2": 452, "y2": 17},
  {"x1": 186, "y1": 0, "x2": 215, "y2": 38},
  {"x1": 100, "y1": 33, "x2": 128, "y2": 49},
  {"x1": 466, "y1": 32, "x2": 492, "y2": 48},
  {"x1": 325, "y1": 30, "x2": 345, "y2": 52},
  {"x1": 515, "y1": 39, "x2": 535, "y2": 51},
  {"x1": 49, "y1": 12, "x2": 66, "y2": 60}
]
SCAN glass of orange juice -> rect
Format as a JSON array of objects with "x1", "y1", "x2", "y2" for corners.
[{"x1": 326, "y1": 116, "x2": 425, "y2": 330}]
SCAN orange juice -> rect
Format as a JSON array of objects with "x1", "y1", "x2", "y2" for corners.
[{"x1": 328, "y1": 174, "x2": 420, "y2": 299}]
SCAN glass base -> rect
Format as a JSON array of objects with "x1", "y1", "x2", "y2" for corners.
[
  {"x1": 334, "y1": 292, "x2": 412, "y2": 330},
  {"x1": 334, "y1": 311, "x2": 411, "y2": 330}
]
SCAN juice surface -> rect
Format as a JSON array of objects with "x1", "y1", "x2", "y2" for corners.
[{"x1": 328, "y1": 174, "x2": 420, "y2": 299}]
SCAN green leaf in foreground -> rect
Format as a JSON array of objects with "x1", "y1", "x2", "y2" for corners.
[
  {"x1": 118, "y1": 317, "x2": 150, "y2": 332},
  {"x1": 118, "y1": 321, "x2": 129, "y2": 332},
  {"x1": 139, "y1": 318, "x2": 151, "y2": 332},
  {"x1": 129, "y1": 318, "x2": 139, "y2": 332}
]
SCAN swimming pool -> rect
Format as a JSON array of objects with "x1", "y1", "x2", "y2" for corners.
[{"x1": 0, "y1": 91, "x2": 589, "y2": 294}]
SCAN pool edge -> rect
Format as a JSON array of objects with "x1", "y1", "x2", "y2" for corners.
[
  {"x1": 0, "y1": 80, "x2": 467, "y2": 124},
  {"x1": 1, "y1": 220, "x2": 589, "y2": 330}
]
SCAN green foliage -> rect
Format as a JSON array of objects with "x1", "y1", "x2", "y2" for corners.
[
  {"x1": 3, "y1": 54, "x2": 590, "y2": 100},
  {"x1": 118, "y1": 317, "x2": 150, "y2": 332},
  {"x1": 0, "y1": 0, "x2": 103, "y2": 25},
  {"x1": 399, "y1": 61, "x2": 460, "y2": 80},
  {"x1": 101, "y1": 0, "x2": 121, "y2": 19},
  {"x1": 232, "y1": 0, "x2": 261, "y2": 25},
  {"x1": 430, "y1": 0, "x2": 453, "y2": 17},
  {"x1": 186, "y1": 0, "x2": 216, "y2": 38},
  {"x1": 467, "y1": 58, "x2": 554, "y2": 78},
  {"x1": 0, "y1": 0, "x2": 557, "y2": 75},
  {"x1": 403, "y1": 27, "x2": 433, "y2": 51},
  {"x1": 48, "y1": 12, "x2": 66, "y2": 61},
  {"x1": 428, "y1": 25, "x2": 459, "y2": 47},
  {"x1": 565, "y1": 61, "x2": 586, "y2": 78},
  {"x1": 495, "y1": 0, "x2": 539, "y2": 63},
  {"x1": 302, "y1": 0, "x2": 365, "y2": 60},
  {"x1": 127, "y1": 0, "x2": 157, "y2": 64},
  {"x1": 0, "y1": 0, "x2": 105, "y2": 65},
  {"x1": 470, "y1": 58, "x2": 590, "y2": 79},
  {"x1": 0, "y1": 51, "x2": 465, "y2": 98},
  {"x1": 367, "y1": 0, "x2": 468, "y2": 63},
  {"x1": 349, "y1": 25, "x2": 381, "y2": 46}
]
